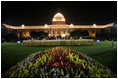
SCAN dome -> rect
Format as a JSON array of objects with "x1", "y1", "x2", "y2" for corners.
[
  {"x1": 54, "y1": 13, "x2": 64, "y2": 18},
  {"x1": 52, "y1": 13, "x2": 65, "y2": 22}
]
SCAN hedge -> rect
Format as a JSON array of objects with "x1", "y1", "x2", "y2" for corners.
[{"x1": 22, "y1": 40, "x2": 95, "y2": 46}]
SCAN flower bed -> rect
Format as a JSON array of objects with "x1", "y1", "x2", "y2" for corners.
[
  {"x1": 22, "y1": 40, "x2": 94, "y2": 46},
  {"x1": 3, "y1": 47, "x2": 116, "y2": 78}
]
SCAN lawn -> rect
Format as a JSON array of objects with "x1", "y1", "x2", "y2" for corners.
[{"x1": 1, "y1": 41, "x2": 117, "y2": 75}]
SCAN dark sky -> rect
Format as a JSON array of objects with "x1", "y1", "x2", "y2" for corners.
[{"x1": 1, "y1": 1, "x2": 117, "y2": 26}]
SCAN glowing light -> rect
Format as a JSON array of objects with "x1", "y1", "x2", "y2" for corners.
[
  {"x1": 70, "y1": 24, "x2": 73, "y2": 27},
  {"x1": 93, "y1": 24, "x2": 96, "y2": 27},
  {"x1": 17, "y1": 41, "x2": 21, "y2": 43},
  {"x1": 45, "y1": 24, "x2": 47, "y2": 26},
  {"x1": 52, "y1": 12, "x2": 65, "y2": 22},
  {"x1": 52, "y1": 18, "x2": 65, "y2": 21},
  {"x1": 21, "y1": 24, "x2": 25, "y2": 28},
  {"x1": 44, "y1": 24, "x2": 48, "y2": 28},
  {"x1": 96, "y1": 40, "x2": 100, "y2": 42},
  {"x1": 54, "y1": 13, "x2": 64, "y2": 18},
  {"x1": 62, "y1": 18, "x2": 65, "y2": 21},
  {"x1": 62, "y1": 34, "x2": 66, "y2": 37},
  {"x1": 53, "y1": 18, "x2": 56, "y2": 21},
  {"x1": 71, "y1": 24, "x2": 73, "y2": 26}
]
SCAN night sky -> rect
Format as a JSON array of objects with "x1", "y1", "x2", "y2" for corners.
[{"x1": 1, "y1": 1, "x2": 117, "y2": 26}]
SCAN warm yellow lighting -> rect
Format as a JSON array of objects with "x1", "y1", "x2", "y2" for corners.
[
  {"x1": 54, "y1": 13, "x2": 64, "y2": 18},
  {"x1": 62, "y1": 34, "x2": 66, "y2": 37},
  {"x1": 62, "y1": 18, "x2": 65, "y2": 21},
  {"x1": 44, "y1": 24, "x2": 48, "y2": 28},
  {"x1": 45, "y1": 24, "x2": 47, "y2": 26},
  {"x1": 52, "y1": 12, "x2": 65, "y2": 22},
  {"x1": 26, "y1": 32, "x2": 30, "y2": 37},
  {"x1": 52, "y1": 18, "x2": 65, "y2": 21},
  {"x1": 53, "y1": 18, "x2": 56, "y2": 21},
  {"x1": 93, "y1": 24, "x2": 96, "y2": 27},
  {"x1": 21, "y1": 24, "x2": 25, "y2": 28},
  {"x1": 70, "y1": 24, "x2": 73, "y2": 27},
  {"x1": 71, "y1": 24, "x2": 73, "y2": 26}
]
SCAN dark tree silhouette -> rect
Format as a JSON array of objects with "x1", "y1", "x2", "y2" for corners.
[
  {"x1": 1, "y1": 25, "x2": 18, "y2": 42},
  {"x1": 82, "y1": 30, "x2": 89, "y2": 36},
  {"x1": 30, "y1": 31, "x2": 48, "y2": 39},
  {"x1": 81, "y1": 30, "x2": 89, "y2": 39},
  {"x1": 1, "y1": 25, "x2": 8, "y2": 42},
  {"x1": 110, "y1": 24, "x2": 117, "y2": 41},
  {"x1": 70, "y1": 30, "x2": 82, "y2": 39}
]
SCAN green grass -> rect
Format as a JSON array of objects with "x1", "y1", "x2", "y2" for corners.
[{"x1": 1, "y1": 41, "x2": 117, "y2": 75}]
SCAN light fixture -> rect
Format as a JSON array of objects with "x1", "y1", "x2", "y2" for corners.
[
  {"x1": 93, "y1": 24, "x2": 96, "y2": 27},
  {"x1": 71, "y1": 24, "x2": 73, "y2": 26},
  {"x1": 96, "y1": 40, "x2": 100, "y2": 42},
  {"x1": 21, "y1": 24, "x2": 25, "y2": 28},
  {"x1": 17, "y1": 41, "x2": 21, "y2": 43},
  {"x1": 70, "y1": 24, "x2": 73, "y2": 27},
  {"x1": 45, "y1": 24, "x2": 47, "y2": 26},
  {"x1": 62, "y1": 34, "x2": 66, "y2": 37}
]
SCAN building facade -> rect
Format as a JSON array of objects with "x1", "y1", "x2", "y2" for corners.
[{"x1": 3, "y1": 12, "x2": 114, "y2": 38}]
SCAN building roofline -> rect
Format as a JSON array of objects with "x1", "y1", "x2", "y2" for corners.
[{"x1": 2, "y1": 23, "x2": 114, "y2": 30}]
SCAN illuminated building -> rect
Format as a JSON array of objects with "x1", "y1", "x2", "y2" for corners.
[{"x1": 3, "y1": 12, "x2": 114, "y2": 38}]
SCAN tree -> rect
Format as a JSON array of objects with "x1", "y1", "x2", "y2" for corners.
[
  {"x1": 1, "y1": 25, "x2": 18, "y2": 42},
  {"x1": 99, "y1": 29, "x2": 108, "y2": 40},
  {"x1": 82, "y1": 30, "x2": 89, "y2": 36},
  {"x1": 6, "y1": 31, "x2": 18, "y2": 42},
  {"x1": 30, "y1": 31, "x2": 48, "y2": 39},
  {"x1": 70, "y1": 30, "x2": 82, "y2": 39},
  {"x1": 110, "y1": 24, "x2": 117, "y2": 41},
  {"x1": 1, "y1": 25, "x2": 8, "y2": 42},
  {"x1": 30, "y1": 31, "x2": 37, "y2": 38},
  {"x1": 82, "y1": 30, "x2": 89, "y2": 39}
]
